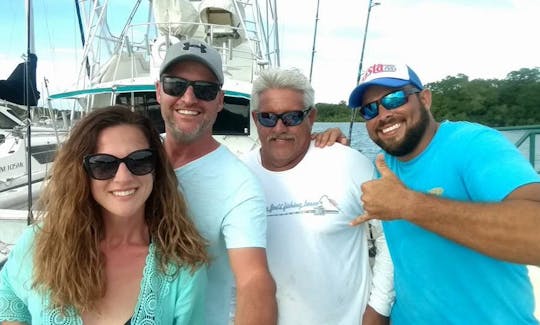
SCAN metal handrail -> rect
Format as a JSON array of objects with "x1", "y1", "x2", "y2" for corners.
[{"x1": 497, "y1": 125, "x2": 540, "y2": 172}]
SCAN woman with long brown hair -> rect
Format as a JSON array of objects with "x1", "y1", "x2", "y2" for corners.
[{"x1": 0, "y1": 106, "x2": 208, "y2": 324}]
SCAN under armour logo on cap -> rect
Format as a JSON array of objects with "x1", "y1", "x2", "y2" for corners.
[
  {"x1": 183, "y1": 41, "x2": 207, "y2": 53},
  {"x1": 159, "y1": 39, "x2": 225, "y2": 85}
]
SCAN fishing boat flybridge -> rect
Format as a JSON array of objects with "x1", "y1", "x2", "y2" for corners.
[{"x1": 49, "y1": 0, "x2": 280, "y2": 155}]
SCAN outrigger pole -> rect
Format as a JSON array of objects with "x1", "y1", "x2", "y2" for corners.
[
  {"x1": 25, "y1": 0, "x2": 34, "y2": 225},
  {"x1": 309, "y1": 0, "x2": 321, "y2": 82}
]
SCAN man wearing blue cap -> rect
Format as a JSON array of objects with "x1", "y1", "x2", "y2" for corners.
[{"x1": 348, "y1": 63, "x2": 540, "y2": 324}]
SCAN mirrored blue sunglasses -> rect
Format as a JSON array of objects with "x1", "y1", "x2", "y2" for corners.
[
  {"x1": 360, "y1": 88, "x2": 421, "y2": 120},
  {"x1": 256, "y1": 108, "x2": 312, "y2": 127}
]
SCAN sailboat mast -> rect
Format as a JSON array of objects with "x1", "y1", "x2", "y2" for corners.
[{"x1": 25, "y1": 0, "x2": 34, "y2": 224}]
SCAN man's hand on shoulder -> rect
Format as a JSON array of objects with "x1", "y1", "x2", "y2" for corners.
[{"x1": 312, "y1": 127, "x2": 349, "y2": 148}]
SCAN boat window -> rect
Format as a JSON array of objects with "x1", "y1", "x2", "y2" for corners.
[
  {"x1": 213, "y1": 96, "x2": 250, "y2": 135},
  {"x1": 0, "y1": 112, "x2": 19, "y2": 129},
  {"x1": 116, "y1": 92, "x2": 165, "y2": 134},
  {"x1": 115, "y1": 92, "x2": 250, "y2": 136}
]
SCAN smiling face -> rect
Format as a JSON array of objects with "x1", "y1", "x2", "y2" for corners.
[
  {"x1": 363, "y1": 85, "x2": 435, "y2": 160},
  {"x1": 254, "y1": 88, "x2": 316, "y2": 171},
  {"x1": 156, "y1": 60, "x2": 224, "y2": 143},
  {"x1": 90, "y1": 124, "x2": 154, "y2": 221}
]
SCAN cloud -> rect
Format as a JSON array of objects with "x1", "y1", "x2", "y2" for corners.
[{"x1": 278, "y1": 0, "x2": 540, "y2": 104}]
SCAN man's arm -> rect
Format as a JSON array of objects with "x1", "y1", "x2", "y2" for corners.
[
  {"x1": 311, "y1": 127, "x2": 349, "y2": 147},
  {"x1": 228, "y1": 247, "x2": 277, "y2": 325},
  {"x1": 362, "y1": 305, "x2": 389, "y2": 325},
  {"x1": 365, "y1": 220, "x2": 394, "y2": 319},
  {"x1": 353, "y1": 155, "x2": 540, "y2": 265}
]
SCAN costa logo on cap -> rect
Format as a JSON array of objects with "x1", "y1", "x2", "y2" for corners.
[{"x1": 361, "y1": 64, "x2": 398, "y2": 82}]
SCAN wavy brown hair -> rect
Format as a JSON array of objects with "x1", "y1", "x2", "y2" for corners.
[{"x1": 32, "y1": 106, "x2": 208, "y2": 313}]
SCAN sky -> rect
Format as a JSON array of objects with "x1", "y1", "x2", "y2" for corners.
[{"x1": 0, "y1": 0, "x2": 539, "y2": 105}]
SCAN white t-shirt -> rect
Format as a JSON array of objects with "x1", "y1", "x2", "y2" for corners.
[{"x1": 243, "y1": 142, "x2": 394, "y2": 325}]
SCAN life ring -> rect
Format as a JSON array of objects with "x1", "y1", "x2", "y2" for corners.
[{"x1": 151, "y1": 35, "x2": 181, "y2": 62}]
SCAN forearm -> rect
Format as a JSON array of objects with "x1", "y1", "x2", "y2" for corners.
[
  {"x1": 362, "y1": 305, "x2": 389, "y2": 325},
  {"x1": 405, "y1": 191, "x2": 540, "y2": 265},
  {"x1": 368, "y1": 221, "x2": 394, "y2": 316},
  {"x1": 234, "y1": 272, "x2": 277, "y2": 325}
]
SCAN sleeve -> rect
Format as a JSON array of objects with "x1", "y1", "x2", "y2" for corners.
[
  {"x1": 0, "y1": 228, "x2": 34, "y2": 324},
  {"x1": 366, "y1": 219, "x2": 395, "y2": 317},
  {"x1": 461, "y1": 126, "x2": 540, "y2": 202},
  {"x1": 174, "y1": 266, "x2": 207, "y2": 325},
  {"x1": 222, "y1": 167, "x2": 267, "y2": 249}
]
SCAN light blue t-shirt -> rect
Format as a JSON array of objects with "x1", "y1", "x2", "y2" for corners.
[
  {"x1": 383, "y1": 121, "x2": 539, "y2": 324},
  {"x1": 175, "y1": 144, "x2": 267, "y2": 325},
  {"x1": 0, "y1": 226, "x2": 207, "y2": 324}
]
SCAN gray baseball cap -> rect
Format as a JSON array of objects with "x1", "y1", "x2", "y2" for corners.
[{"x1": 159, "y1": 39, "x2": 224, "y2": 85}]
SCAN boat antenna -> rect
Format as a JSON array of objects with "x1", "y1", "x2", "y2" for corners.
[
  {"x1": 308, "y1": 0, "x2": 321, "y2": 82},
  {"x1": 25, "y1": 0, "x2": 34, "y2": 224},
  {"x1": 348, "y1": 0, "x2": 380, "y2": 142},
  {"x1": 74, "y1": 0, "x2": 90, "y2": 77}
]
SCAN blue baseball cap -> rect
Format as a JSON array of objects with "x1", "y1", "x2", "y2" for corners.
[{"x1": 348, "y1": 63, "x2": 423, "y2": 108}]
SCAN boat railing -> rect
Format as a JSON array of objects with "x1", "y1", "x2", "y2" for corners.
[{"x1": 497, "y1": 125, "x2": 540, "y2": 173}]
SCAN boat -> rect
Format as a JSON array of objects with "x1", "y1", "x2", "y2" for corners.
[
  {"x1": 1, "y1": 0, "x2": 279, "y2": 265},
  {"x1": 0, "y1": 36, "x2": 67, "y2": 210},
  {"x1": 49, "y1": 0, "x2": 280, "y2": 155}
]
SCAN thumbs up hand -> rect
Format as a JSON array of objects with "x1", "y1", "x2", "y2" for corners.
[{"x1": 351, "y1": 154, "x2": 414, "y2": 226}]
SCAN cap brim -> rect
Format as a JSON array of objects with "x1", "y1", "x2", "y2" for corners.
[{"x1": 348, "y1": 78, "x2": 411, "y2": 108}]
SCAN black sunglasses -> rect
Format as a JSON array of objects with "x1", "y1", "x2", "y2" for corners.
[
  {"x1": 256, "y1": 108, "x2": 312, "y2": 127},
  {"x1": 360, "y1": 88, "x2": 421, "y2": 120},
  {"x1": 161, "y1": 76, "x2": 220, "y2": 101},
  {"x1": 83, "y1": 149, "x2": 156, "y2": 180}
]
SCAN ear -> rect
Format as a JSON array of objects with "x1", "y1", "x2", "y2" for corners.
[
  {"x1": 418, "y1": 88, "x2": 432, "y2": 110},
  {"x1": 308, "y1": 107, "x2": 317, "y2": 125},
  {"x1": 216, "y1": 90, "x2": 224, "y2": 112},
  {"x1": 251, "y1": 110, "x2": 257, "y2": 123},
  {"x1": 155, "y1": 81, "x2": 162, "y2": 103}
]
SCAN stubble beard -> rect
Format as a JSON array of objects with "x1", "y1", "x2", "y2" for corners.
[
  {"x1": 373, "y1": 105, "x2": 430, "y2": 157},
  {"x1": 164, "y1": 112, "x2": 213, "y2": 143}
]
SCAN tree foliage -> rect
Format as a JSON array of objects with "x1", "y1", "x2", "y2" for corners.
[{"x1": 315, "y1": 67, "x2": 540, "y2": 126}]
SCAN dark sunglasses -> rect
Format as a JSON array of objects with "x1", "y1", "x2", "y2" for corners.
[
  {"x1": 83, "y1": 149, "x2": 156, "y2": 180},
  {"x1": 256, "y1": 108, "x2": 312, "y2": 127},
  {"x1": 161, "y1": 76, "x2": 220, "y2": 101},
  {"x1": 360, "y1": 88, "x2": 421, "y2": 120}
]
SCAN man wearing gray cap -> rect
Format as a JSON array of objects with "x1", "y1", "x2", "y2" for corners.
[
  {"x1": 348, "y1": 63, "x2": 540, "y2": 324},
  {"x1": 156, "y1": 39, "x2": 277, "y2": 325}
]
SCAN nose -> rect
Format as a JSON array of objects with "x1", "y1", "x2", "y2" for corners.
[
  {"x1": 180, "y1": 85, "x2": 198, "y2": 104},
  {"x1": 376, "y1": 104, "x2": 393, "y2": 121},
  {"x1": 113, "y1": 162, "x2": 134, "y2": 180},
  {"x1": 273, "y1": 117, "x2": 288, "y2": 132}
]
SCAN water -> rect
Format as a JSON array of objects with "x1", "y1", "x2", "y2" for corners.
[
  {"x1": 313, "y1": 122, "x2": 381, "y2": 161},
  {"x1": 313, "y1": 122, "x2": 540, "y2": 172}
]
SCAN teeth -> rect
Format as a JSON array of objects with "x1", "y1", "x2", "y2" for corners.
[
  {"x1": 382, "y1": 123, "x2": 400, "y2": 134},
  {"x1": 176, "y1": 109, "x2": 198, "y2": 116},
  {"x1": 113, "y1": 189, "x2": 136, "y2": 197}
]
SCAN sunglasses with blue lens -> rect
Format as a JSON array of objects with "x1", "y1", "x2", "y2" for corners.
[
  {"x1": 83, "y1": 149, "x2": 156, "y2": 180},
  {"x1": 360, "y1": 88, "x2": 421, "y2": 120},
  {"x1": 256, "y1": 107, "x2": 312, "y2": 127},
  {"x1": 161, "y1": 76, "x2": 220, "y2": 101}
]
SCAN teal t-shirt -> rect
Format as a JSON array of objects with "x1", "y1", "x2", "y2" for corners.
[
  {"x1": 176, "y1": 145, "x2": 267, "y2": 325},
  {"x1": 0, "y1": 226, "x2": 207, "y2": 324},
  {"x1": 383, "y1": 121, "x2": 539, "y2": 324}
]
